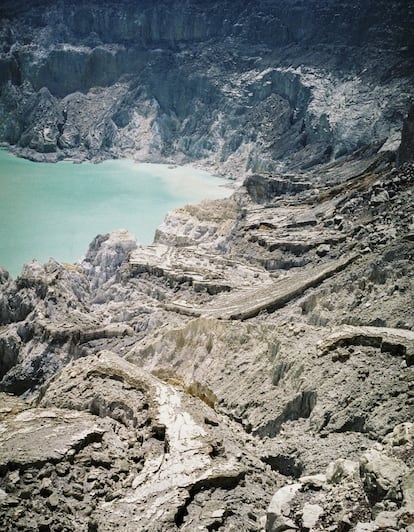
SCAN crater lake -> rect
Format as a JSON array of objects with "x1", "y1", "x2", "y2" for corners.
[{"x1": 0, "y1": 150, "x2": 231, "y2": 277}]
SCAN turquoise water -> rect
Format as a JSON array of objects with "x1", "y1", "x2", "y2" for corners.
[{"x1": 0, "y1": 150, "x2": 230, "y2": 277}]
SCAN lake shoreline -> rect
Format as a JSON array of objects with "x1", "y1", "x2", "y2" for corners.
[
  {"x1": 0, "y1": 149, "x2": 232, "y2": 277},
  {"x1": 1, "y1": 142, "x2": 238, "y2": 181}
]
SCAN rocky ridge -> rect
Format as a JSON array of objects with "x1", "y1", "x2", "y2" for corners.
[{"x1": 0, "y1": 155, "x2": 413, "y2": 530}]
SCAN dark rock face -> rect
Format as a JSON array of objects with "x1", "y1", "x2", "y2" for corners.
[
  {"x1": 244, "y1": 173, "x2": 311, "y2": 203},
  {"x1": 0, "y1": 0, "x2": 413, "y2": 172},
  {"x1": 398, "y1": 105, "x2": 414, "y2": 165}
]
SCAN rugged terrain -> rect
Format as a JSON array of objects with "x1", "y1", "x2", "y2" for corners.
[
  {"x1": 0, "y1": 0, "x2": 413, "y2": 174},
  {"x1": 0, "y1": 154, "x2": 413, "y2": 530},
  {"x1": 0, "y1": 0, "x2": 414, "y2": 531}
]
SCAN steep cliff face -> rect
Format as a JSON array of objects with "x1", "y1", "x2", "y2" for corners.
[{"x1": 0, "y1": 0, "x2": 413, "y2": 173}]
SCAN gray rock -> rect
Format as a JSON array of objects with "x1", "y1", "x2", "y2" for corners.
[
  {"x1": 80, "y1": 230, "x2": 138, "y2": 289},
  {"x1": 299, "y1": 473, "x2": 327, "y2": 489},
  {"x1": 266, "y1": 484, "x2": 301, "y2": 531},
  {"x1": 316, "y1": 244, "x2": 331, "y2": 257},
  {"x1": 301, "y1": 503, "x2": 324, "y2": 529},
  {"x1": 40, "y1": 477, "x2": 53, "y2": 496},
  {"x1": 0, "y1": 408, "x2": 107, "y2": 468},
  {"x1": 371, "y1": 189, "x2": 390, "y2": 205},
  {"x1": 374, "y1": 511, "x2": 399, "y2": 529},
  {"x1": 383, "y1": 422, "x2": 414, "y2": 448},
  {"x1": 46, "y1": 492, "x2": 59, "y2": 509},
  {"x1": 58, "y1": 125, "x2": 81, "y2": 149},
  {"x1": 353, "y1": 523, "x2": 379, "y2": 532},
  {"x1": 359, "y1": 449, "x2": 409, "y2": 503},
  {"x1": 326, "y1": 459, "x2": 360, "y2": 484},
  {"x1": 402, "y1": 472, "x2": 414, "y2": 513}
]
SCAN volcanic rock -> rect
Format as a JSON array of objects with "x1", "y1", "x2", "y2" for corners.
[{"x1": 0, "y1": 1, "x2": 413, "y2": 530}]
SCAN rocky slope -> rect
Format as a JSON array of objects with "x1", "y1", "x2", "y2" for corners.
[
  {"x1": 0, "y1": 154, "x2": 413, "y2": 530},
  {"x1": 0, "y1": 0, "x2": 413, "y2": 174},
  {"x1": 1, "y1": 1, "x2": 414, "y2": 530}
]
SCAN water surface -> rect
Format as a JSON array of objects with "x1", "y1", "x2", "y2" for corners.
[{"x1": 0, "y1": 150, "x2": 230, "y2": 277}]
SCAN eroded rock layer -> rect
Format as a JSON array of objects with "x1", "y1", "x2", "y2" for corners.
[
  {"x1": 0, "y1": 0, "x2": 413, "y2": 174},
  {"x1": 0, "y1": 155, "x2": 413, "y2": 530}
]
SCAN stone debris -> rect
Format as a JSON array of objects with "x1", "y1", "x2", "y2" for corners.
[
  {"x1": 263, "y1": 428, "x2": 414, "y2": 531},
  {"x1": 360, "y1": 449, "x2": 409, "y2": 503},
  {"x1": 0, "y1": 119, "x2": 413, "y2": 529}
]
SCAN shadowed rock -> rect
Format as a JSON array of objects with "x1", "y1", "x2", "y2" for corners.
[{"x1": 318, "y1": 325, "x2": 414, "y2": 365}]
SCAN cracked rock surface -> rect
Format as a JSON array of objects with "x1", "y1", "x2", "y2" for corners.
[
  {"x1": 0, "y1": 352, "x2": 277, "y2": 531},
  {"x1": 0, "y1": 157, "x2": 413, "y2": 530}
]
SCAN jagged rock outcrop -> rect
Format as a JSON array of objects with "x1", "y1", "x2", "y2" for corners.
[
  {"x1": 0, "y1": 156, "x2": 413, "y2": 530},
  {"x1": 0, "y1": 352, "x2": 279, "y2": 530},
  {"x1": 81, "y1": 229, "x2": 138, "y2": 289},
  {"x1": 0, "y1": 0, "x2": 413, "y2": 173},
  {"x1": 0, "y1": 1, "x2": 413, "y2": 528}
]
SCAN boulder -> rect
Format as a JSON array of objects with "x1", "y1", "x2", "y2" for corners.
[
  {"x1": 402, "y1": 471, "x2": 414, "y2": 513},
  {"x1": 301, "y1": 503, "x2": 324, "y2": 530},
  {"x1": 326, "y1": 459, "x2": 360, "y2": 484},
  {"x1": 383, "y1": 422, "x2": 414, "y2": 448},
  {"x1": 266, "y1": 483, "x2": 301, "y2": 531},
  {"x1": 299, "y1": 473, "x2": 327, "y2": 490},
  {"x1": 359, "y1": 449, "x2": 409, "y2": 503}
]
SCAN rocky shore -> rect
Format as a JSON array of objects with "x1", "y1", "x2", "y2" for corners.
[
  {"x1": 1, "y1": 154, "x2": 413, "y2": 530},
  {"x1": 0, "y1": 0, "x2": 413, "y2": 175},
  {"x1": 1, "y1": 0, "x2": 414, "y2": 530}
]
